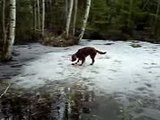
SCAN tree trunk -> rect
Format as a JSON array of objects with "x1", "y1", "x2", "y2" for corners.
[
  {"x1": 2, "y1": 0, "x2": 7, "y2": 46},
  {"x1": 33, "y1": 0, "x2": 37, "y2": 31},
  {"x1": 49, "y1": 0, "x2": 52, "y2": 28},
  {"x1": 72, "y1": 0, "x2": 78, "y2": 36},
  {"x1": 42, "y1": 0, "x2": 45, "y2": 36},
  {"x1": 79, "y1": 0, "x2": 91, "y2": 41},
  {"x1": 1, "y1": 0, "x2": 16, "y2": 61},
  {"x1": 37, "y1": 0, "x2": 41, "y2": 30},
  {"x1": 65, "y1": 0, "x2": 73, "y2": 38},
  {"x1": 65, "y1": 0, "x2": 69, "y2": 21},
  {"x1": 154, "y1": 0, "x2": 160, "y2": 36},
  {"x1": 63, "y1": 0, "x2": 68, "y2": 28}
]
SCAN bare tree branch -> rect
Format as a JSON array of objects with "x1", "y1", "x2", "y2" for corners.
[{"x1": 0, "y1": 83, "x2": 11, "y2": 98}]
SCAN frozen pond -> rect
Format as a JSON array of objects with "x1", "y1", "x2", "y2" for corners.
[
  {"x1": 1, "y1": 40, "x2": 160, "y2": 120},
  {"x1": 11, "y1": 40, "x2": 160, "y2": 94}
]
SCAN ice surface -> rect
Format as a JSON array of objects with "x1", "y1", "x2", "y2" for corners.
[{"x1": 12, "y1": 40, "x2": 160, "y2": 96}]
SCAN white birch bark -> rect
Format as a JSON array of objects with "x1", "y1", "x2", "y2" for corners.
[
  {"x1": 65, "y1": 0, "x2": 73, "y2": 38},
  {"x1": 42, "y1": 0, "x2": 45, "y2": 36},
  {"x1": 3, "y1": 0, "x2": 16, "y2": 60},
  {"x1": 79, "y1": 0, "x2": 91, "y2": 41},
  {"x1": 72, "y1": 0, "x2": 78, "y2": 36}
]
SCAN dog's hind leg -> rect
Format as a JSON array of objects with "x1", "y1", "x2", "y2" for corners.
[{"x1": 90, "y1": 53, "x2": 96, "y2": 65}]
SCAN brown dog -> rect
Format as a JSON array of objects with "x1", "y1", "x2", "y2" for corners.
[{"x1": 71, "y1": 47, "x2": 106, "y2": 65}]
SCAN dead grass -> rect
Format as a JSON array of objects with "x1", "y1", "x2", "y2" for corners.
[{"x1": 41, "y1": 31, "x2": 79, "y2": 47}]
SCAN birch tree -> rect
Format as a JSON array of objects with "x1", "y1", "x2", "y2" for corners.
[
  {"x1": 79, "y1": 0, "x2": 91, "y2": 41},
  {"x1": 2, "y1": 0, "x2": 16, "y2": 61},
  {"x1": 42, "y1": 0, "x2": 45, "y2": 36},
  {"x1": 72, "y1": 0, "x2": 78, "y2": 36},
  {"x1": 65, "y1": 0, "x2": 73, "y2": 38}
]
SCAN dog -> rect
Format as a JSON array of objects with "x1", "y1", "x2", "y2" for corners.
[{"x1": 71, "y1": 47, "x2": 106, "y2": 65}]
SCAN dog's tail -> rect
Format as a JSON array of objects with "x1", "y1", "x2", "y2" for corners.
[{"x1": 96, "y1": 50, "x2": 106, "y2": 54}]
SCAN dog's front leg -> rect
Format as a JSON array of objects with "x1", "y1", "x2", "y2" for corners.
[
  {"x1": 75, "y1": 59, "x2": 80, "y2": 64},
  {"x1": 79, "y1": 58, "x2": 85, "y2": 66},
  {"x1": 72, "y1": 59, "x2": 80, "y2": 65}
]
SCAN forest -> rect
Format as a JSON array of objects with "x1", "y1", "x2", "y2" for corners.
[
  {"x1": 0, "y1": 0, "x2": 160, "y2": 120},
  {"x1": 0, "y1": 0, "x2": 160, "y2": 61}
]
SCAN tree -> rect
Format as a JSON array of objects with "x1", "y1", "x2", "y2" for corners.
[
  {"x1": 79, "y1": 0, "x2": 91, "y2": 41},
  {"x1": 65, "y1": 0, "x2": 73, "y2": 38},
  {"x1": 33, "y1": 0, "x2": 37, "y2": 32},
  {"x1": 37, "y1": 0, "x2": 41, "y2": 30},
  {"x1": 0, "y1": 0, "x2": 159, "y2": 49},
  {"x1": 42, "y1": 0, "x2": 45, "y2": 36},
  {"x1": 2, "y1": 0, "x2": 6, "y2": 48},
  {"x1": 65, "y1": 0, "x2": 69, "y2": 20},
  {"x1": 1, "y1": 0, "x2": 16, "y2": 61},
  {"x1": 72, "y1": 0, "x2": 78, "y2": 36}
]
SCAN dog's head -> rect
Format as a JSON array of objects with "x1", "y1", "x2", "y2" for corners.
[{"x1": 71, "y1": 54, "x2": 77, "y2": 62}]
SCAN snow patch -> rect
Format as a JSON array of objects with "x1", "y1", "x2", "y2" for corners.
[{"x1": 12, "y1": 40, "x2": 160, "y2": 96}]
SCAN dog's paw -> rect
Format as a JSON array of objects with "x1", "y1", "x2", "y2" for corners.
[{"x1": 72, "y1": 63, "x2": 75, "y2": 65}]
